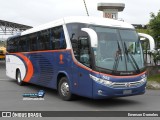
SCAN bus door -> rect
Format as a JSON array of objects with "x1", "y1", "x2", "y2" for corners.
[{"x1": 71, "y1": 37, "x2": 93, "y2": 98}]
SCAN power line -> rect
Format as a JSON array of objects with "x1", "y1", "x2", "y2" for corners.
[{"x1": 83, "y1": 0, "x2": 89, "y2": 16}]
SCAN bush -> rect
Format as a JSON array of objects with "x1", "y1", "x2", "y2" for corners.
[{"x1": 149, "y1": 50, "x2": 160, "y2": 65}]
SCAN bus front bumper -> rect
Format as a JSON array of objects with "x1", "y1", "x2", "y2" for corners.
[{"x1": 92, "y1": 82, "x2": 146, "y2": 99}]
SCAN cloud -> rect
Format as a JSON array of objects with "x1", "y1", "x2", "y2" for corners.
[{"x1": 0, "y1": 0, "x2": 160, "y2": 26}]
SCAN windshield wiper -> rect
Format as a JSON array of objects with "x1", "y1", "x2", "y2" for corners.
[
  {"x1": 124, "y1": 42, "x2": 140, "y2": 73},
  {"x1": 112, "y1": 41, "x2": 122, "y2": 73}
]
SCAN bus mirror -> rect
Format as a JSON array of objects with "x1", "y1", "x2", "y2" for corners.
[{"x1": 81, "y1": 28, "x2": 98, "y2": 48}]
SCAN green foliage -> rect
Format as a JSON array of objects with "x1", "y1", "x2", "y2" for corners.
[
  {"x1": 136, "y1": 28, "x2": 150, "y2": 34},
  {"x1": 148, "y1": 50, "x2": 160, "y2": 66},
  {"x1": 148, "y1": 10, "x2": 160, "y2": 48},
  {"x1": 148, "y1": 74, "x2": 160, "y2": 83}
]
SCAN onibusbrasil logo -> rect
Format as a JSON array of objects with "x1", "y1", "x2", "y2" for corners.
[{"x1": 22, "y1": 90, "x2": 45, "y2": 100}]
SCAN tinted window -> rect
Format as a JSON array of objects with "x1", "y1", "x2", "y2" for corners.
[
  {"x1": 18, "y1": 36, "x2": 27, "y2": 52},
  {"x1": 38, "y1": 30, "x2": 50, "y2": 50},
  {"x1": 7, "y1": 26, "x2": 66, "y2": 52},
  {"x1": 29, "y1": 33, "x2": 38, "y2": 51},
  {"x1": 66, "y1": 23, "x2": 92, "y2": 67},
  {"x1": 7, "y1": 38, "x2": 18, "y2": 53},
  {"x1": 7, "y1": 39, "x2": 12, "y2": 52},
  {"x1": 51, "y1": 26, "x2": 66, "y2": 50}
]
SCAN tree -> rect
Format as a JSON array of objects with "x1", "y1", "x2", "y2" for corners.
[
  {"x1": 136, "y1": 28, "x2": 150, "y2": 34},
  {"x1": 148, "y1": 10, "x2": 160, "y2": 49}
]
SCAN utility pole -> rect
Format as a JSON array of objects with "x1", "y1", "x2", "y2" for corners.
[{"x1": 83, "y1": 0, "x2": 89, "y2": 16}]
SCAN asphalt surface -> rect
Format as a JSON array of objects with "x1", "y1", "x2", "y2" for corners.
[{"x1": 0, "y1": 60, "x2": 160, "y2": 120}]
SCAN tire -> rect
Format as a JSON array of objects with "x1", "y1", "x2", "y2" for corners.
[
  {"x1": 58, "y1": 77, "x2": 73, "y2": 101},
  {"x1": 16, "y1": 70, "x2": 24, "y2": 86}
]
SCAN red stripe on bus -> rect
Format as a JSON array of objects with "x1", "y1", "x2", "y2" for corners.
[
  {"x1": 16, "y1": 53, "x2": 34, "y2": 82},
  {"x1": 9, "y1": 49, "x2": 71, "y2": 54}
]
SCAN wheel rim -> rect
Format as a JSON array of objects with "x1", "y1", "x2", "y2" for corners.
[
  {"x1": 17, "y1": 73, "x2": 21, "y2": 83},
  {"x1": 61, "y1": 82, "x2": 69, "y2": 97}
]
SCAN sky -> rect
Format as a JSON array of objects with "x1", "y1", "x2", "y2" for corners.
[{"x1": 0, "y1": 0, "x2": 160, "y2": 27}]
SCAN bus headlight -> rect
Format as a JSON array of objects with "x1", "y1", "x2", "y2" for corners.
[
  {"x1": 140, "y1": 77, "x2": 147, "y2": 84},
  {"x1": 89, "y1": 74, "x2": 112, "y2": 86}
]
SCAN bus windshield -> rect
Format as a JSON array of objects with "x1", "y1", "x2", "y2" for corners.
[{"x1": 91, "y1": 26, "x2": 144, "y2": 73}]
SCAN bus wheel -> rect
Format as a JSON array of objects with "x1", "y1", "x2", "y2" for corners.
[
  {"x1": 58, "y1": 77, "x2": 73, "y2": 101},
  {"x1": 16, "y1": 70, "x2": 24, "y2": 86}
]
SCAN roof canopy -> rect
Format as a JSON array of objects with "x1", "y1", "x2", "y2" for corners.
[{"x1": 0, "y1": 19, "x2": 32, "y2": 35}]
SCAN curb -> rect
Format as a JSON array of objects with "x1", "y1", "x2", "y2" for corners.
[{"x1": 146, "y1": 81, "x2": 160, "y2": 90}]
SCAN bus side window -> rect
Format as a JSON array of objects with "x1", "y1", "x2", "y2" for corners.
[
  {"x1": 38, "y1": 30, "x2": 50, "y2": 50},
  {"x1": 18, "y1": 36, "x2": 27, "y2": 52},
  {"x1": 10, "y1": 38, "x2": 18, "y2": 53},
  {"x1": 51, "y1": 26, "x2": 66, "y2": 50},
  {"x1": 7, "y1": 39, "x2": 12, "y2": 53},
  {"x1": 66, "y1": 23, "x2": 91, "y2": 67},
  {"x1": 78, "y1": 37, "x2": 91, "y2": 67},
  {"x1": 29, "y1": 33, "x2": 38, "y2": 51},
  {"x1": 71, "y1": 38, "x2": 79, "y2": 59}
]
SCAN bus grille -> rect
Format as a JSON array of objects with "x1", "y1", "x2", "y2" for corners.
[{"x1": 111, "y1": 81, "x2": 143, "y2": 88}]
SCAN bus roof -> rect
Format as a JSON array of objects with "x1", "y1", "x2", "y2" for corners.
[{"x1": 21, "y1": 16, "x2": 134, "y2": 36}]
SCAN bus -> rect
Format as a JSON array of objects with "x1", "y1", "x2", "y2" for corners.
[
  {"x1": 6, "y1": 16, "x2": 147, "y2": 100},
  {"x1": 0, "y1": 46, "x2": 6, "y2": 60}
]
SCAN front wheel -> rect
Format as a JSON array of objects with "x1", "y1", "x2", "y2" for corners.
[
  {"x1": 16, "y1": 70, "x2": 24, "y2": 86},
  {"x1": 58, "y1": 77, "x2": 73, "y2": 101}
]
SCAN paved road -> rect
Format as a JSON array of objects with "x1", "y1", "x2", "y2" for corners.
[{"x1": 0, "y1": 60, "x2": 160, "y2": 119}]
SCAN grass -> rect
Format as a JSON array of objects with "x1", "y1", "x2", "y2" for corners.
[{"x1": 148, "y1": 74, "x2": 160, "y2": 83}]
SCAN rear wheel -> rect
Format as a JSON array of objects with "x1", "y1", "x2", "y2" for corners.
[
  {"x1": 16, "y1": 70, "x2": 24, "y2": 86},
  {"x1": 58, "y1": 77, "x2": 73, "y2": 101}
]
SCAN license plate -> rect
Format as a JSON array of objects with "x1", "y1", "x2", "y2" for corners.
[{"x1": 123, "y1": 90, "x2": 132, "y2": 95}]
